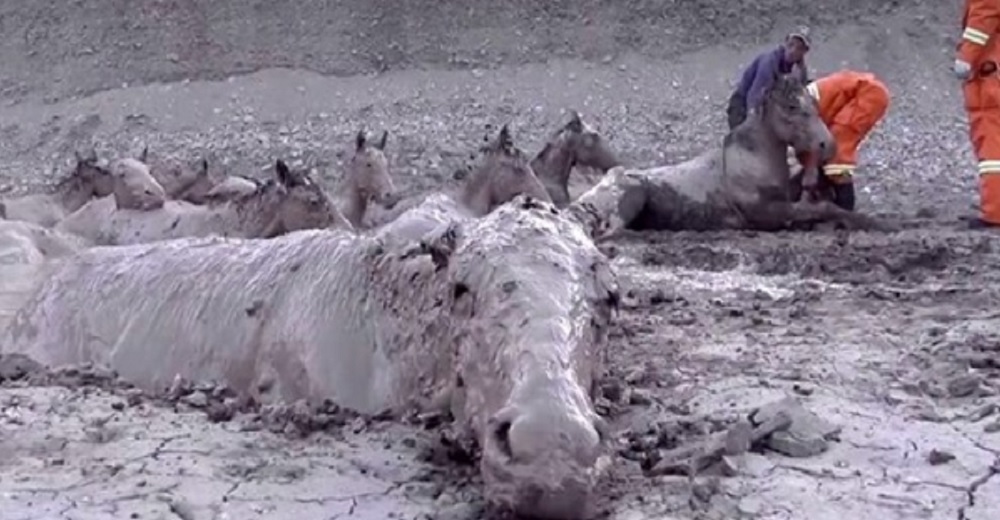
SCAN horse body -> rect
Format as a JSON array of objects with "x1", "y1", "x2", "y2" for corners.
[
  {"x1": 570, "y1": 76, "x2": 883, "y2": 235},
  {"x1": 56, "y1": 160, "x2": 350, "y2": 245},
  {"x1": 0, "y1": 220, "x2": 84, "y2": 333},
  {"x1": 3, "y1": 195, "x2": 616, "y2": 520},
  {"x1": 1, "y1": 151, "x2": 118, "y2": 227}
]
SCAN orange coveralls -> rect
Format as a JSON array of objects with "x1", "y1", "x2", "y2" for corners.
[
  {"x1": 957, "y1": 0, "x2": 1000, "y2": 225},
  {"x1": 803, "y1": 70, "x2": 890, "y2": 185}
]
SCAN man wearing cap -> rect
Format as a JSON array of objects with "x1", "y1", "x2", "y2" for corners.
[
  {"x1": 726, "y1": 27, "x2": 812, "y2": 130},
  {"x1": 953, "y1": 0, "x2": 1000, "y2": 228}
]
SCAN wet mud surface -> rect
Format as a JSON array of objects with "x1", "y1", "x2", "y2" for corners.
[
  {"x1": 1, "y1": 0, "x2": 999, "y2": 518},
  {"x1": 3, "y1": 225, "x2": 998, "y2": 520}
]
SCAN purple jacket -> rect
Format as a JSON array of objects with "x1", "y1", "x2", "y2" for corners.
[{"x1": 735, "y1": 46, "x2": 808, "y2": 109}]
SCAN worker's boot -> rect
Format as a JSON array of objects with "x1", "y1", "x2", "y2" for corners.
[{"x1": 831, "y1": 181, "x2": 856, "y2": 211}]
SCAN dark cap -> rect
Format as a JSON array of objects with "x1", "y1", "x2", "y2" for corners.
[{"x1": 787, "y1": 26, "x2": 812, "y2": 49}]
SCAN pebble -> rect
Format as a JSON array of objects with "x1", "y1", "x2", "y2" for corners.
[
  {"x1": 767, "y1": 430, "x2": 828, "y2": 458},
  {"x1": 947, "y1": 375, "x2": 981, "y2": 398},
  {"x1": 182, "y1": 391, "x2": 209, "y2": 408},
  {"x1": 927, "y1": 449, "x2": 955, "y2": 465},
  {"x1": 629, "y1": 388, "x2": 653, "y2": 406}
]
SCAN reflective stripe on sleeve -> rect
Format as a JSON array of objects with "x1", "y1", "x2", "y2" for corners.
[
  {"x1": 806, "y1": 82, "x2": 820, "y2": 101},
  {"x1": 978, "y1": 160, "x2": 1000, "y2": 174},
  {"x1": 823, "y1": 164, "x2": 855, "y2": 176},
  {"x1": 964, "y1": 26, "x2": 990, "y2": 45}
]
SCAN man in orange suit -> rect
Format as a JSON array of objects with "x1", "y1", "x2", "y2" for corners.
[
  {"x1": 954, "y1": 0, "x2": 1000, "y2": 228},
  {"x1": 801, "y1": 70, "x2": 891, "y2": 211}
]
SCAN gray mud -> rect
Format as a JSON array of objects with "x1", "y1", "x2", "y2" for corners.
[{"x1": 1, "y1": 0, "x2": 999, "y2": 519}]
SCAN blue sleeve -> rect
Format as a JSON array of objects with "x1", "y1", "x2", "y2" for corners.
[{"x1": 746, "y1": 52, "x2": 780, "y2": 109}]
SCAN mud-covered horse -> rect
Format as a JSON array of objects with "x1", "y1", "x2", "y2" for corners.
[
  {"x1": 0, "y1": 150, "x2": 160, "y2": 227},
  {"x1": 568, "y1": 75, "x2": 884, "y2": 236},
  {"x1": 55, "y1": 159, "x2": 349, "y2": 245},
  {"x1": 3, "y1": 194, "x2": 618, "y2": 520},
  {"x1": 372, "y1": 124, "x2": 554, "y2": 235},
  {"x1": 531, "y1": 112, "x2": 620, "y2": 208}
]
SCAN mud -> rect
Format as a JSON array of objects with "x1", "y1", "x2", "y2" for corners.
[{"x1": 1, "y1": 0, "x2": 999, "y2": 518}]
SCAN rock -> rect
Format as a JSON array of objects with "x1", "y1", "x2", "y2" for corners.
[
  {"x1": 985, "y1": 419, "x2": 1000, "y2": 433},
  {"x1": 0, "y1": 354, "x2": 43, "y2": 382},
  {"x1": 750, "y1": 397, "x2": 838, "y2": 458},
  {"x1": 723, "y1": 420, "x2": 753, "y2": 455},
  {"x1": 599, "y1": 378, "x2": 624, "y2": 402},
  {"x1": 430, "y1": 502, "x2": 486, "y2": 520},
  {"x1": 967, "y1": 403, "x2": 997, "y2": 422},
  {"x1": 182, "y1": 391, "x2": 209, "y2": 408},
  {"x1": 750, "y1": 397, "x2": 841, "y2": 440},
  {"x1": 629, "y1": 388, "x2": 653, "y2": 406},
  {"x1": 690, "y1": 477, "x2": 719, "y2": 503},
  {"x1": 792, "y1": 383, "x2": 814, "y2": 396},
  {"x1": 947, "y1": 374, "x2": 981, "y2": 398},
  {"x1": 739, "y1": 453, "x2": 777, "y2": 477},
  {"x1": 205, "y1": 402, "x2": 235, "y2": 423},
  {"x1": 124, "y1": 389, "x2": 144, "y2": 407},
  {"x1": 717, "y1": 455, "x2": 740, "y2": 476},
  {"x1": 927, "y1": 449, "x2": 955, "y2": 465},
  {"x1": 767, "y1": 430, "x2": 828, "y2": 458}
]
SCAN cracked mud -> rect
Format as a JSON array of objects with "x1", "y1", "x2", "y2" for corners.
[{"x1": 1, "y1": 0, "x2": 999, "y2": 518}]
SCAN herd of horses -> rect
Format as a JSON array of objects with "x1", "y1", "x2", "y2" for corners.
[
  {"x1": 0, "y1": 111, "x2": 620, "y2": 246},
  {"x1": 0, "y1": 76, "x2": 883, "y2": 520}
]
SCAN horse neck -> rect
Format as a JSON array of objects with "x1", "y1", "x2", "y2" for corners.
[
  {"x1": 52, "y1": 177, "x2": 90, "y2": 212},
  {"x1": 530, "y1": 141, "x2": 575, "y2": 187},
  {"x1": 231, "y1": 191, "x2": 281, "y2": 237},
  {"x1": 729, "y1": 115, "x2": 788, "y2": 170},
  {"x1": 341, "y1": 183, "x2": 367, "y2": 228},
  {"x1": 458, "y1": 170, "x2": 485, "y2": 209}
]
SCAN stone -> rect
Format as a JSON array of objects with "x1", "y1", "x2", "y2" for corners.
[
  {"x1": 0, "y1": 354, "x2": 43, "y2": 382},
  {"x1": 629, "y1": 388, "x2": 653, "y2": 406},
  {"x1": 739, "y1": 453, "x2": 777, "y2": 477},
  {"x1": 750, "y1": 396, "x2": 841, "y2": 441},
  {"x1": 714, "y1": 455, "x2": 739, "y2": 477},
  {"x1": 985, "y1": 419, "x2": 1000, "y2": 433},
  {"x1": 182, "y1": 391, "x2": 209, "y2": 408},
  {"x1": 766, "y1": 430, "x2": 828, "y2": 458},
  {"x1": 723, "y1": 420, "x2": 753, "y2": 455},
  {"x1": 927, "y1": 449, "x2": 955, "y2": 465},
  {"x1": 947, "y1": 374, "x2": 981, "y2": 398}
]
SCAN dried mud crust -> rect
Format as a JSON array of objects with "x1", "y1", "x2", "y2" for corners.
[
  {"x1": 3, "y1": 224, "x2": 999, "y2": 520},
  {"x1": 0, "y1": 360, "x2": 496, "y2": 520},
  {"x1": 596, "y1": 226, "x2": 1000, "y2": 519},
  {"x1": 0, "y1": 0, "x2": 998, "y2": 518}
]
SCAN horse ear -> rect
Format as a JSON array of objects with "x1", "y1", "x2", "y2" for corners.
[
  {"x1": 138, "y1": 146, "x2": 148, "y2": 163},
  {"x1": 498, "y1": 124, "x2": 513, "y2": 150},
  {"x1": 566, "y1": 111, "x2": 584, "y2": 132},
  {"x1": 275, "y1": 160, "x2": 292, "y2": 185},
  {"x1": 356, "y1": 130, "x2": 366, "y2": 151},
  {"x1": 377, "y1": 130, "x2": 388, "y2": 150}
]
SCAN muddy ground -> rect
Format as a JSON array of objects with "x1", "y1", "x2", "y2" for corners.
[{"x1": 1, "y1": 0, "x2": 999, "y2": 518}]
